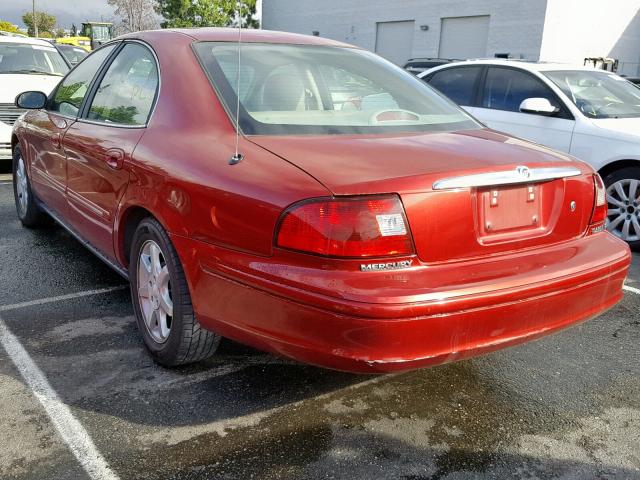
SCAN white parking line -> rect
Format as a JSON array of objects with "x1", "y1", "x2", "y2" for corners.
[
  {"x1": 0, "y1": 317, "x2": 120, "y2": 480},
  {"x1": 623, "y1": 284, "x2": 640, "y2": 295},
  {"x1": 0, "y1": 285, "x2": 128, "y2": 312}
]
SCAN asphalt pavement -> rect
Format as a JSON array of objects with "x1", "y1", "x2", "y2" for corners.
[{"x1": 0, "y1": 172, "x2": 639, "y2": 480}]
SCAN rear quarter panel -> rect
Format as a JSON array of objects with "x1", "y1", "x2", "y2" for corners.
[{"x1": 114, "y1": 32, "x2": 329, "y2": 266}]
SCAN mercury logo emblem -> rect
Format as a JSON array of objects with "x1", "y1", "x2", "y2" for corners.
[
  {"x1": 516, "y1": 166, "x2": 531, "y2": 179},
  {"x1": 360, "y1": 260, "x2": 413, "y2": 272}
]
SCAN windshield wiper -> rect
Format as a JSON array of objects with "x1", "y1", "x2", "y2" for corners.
[{"x1": 0, "y1": 69, "x2": 63, "y2": 76}]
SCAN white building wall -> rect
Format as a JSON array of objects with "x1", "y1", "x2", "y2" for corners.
[
  {"x1": 540, "y1": 0, "x2": 640, "y2": 75},
  {"x1": 262, "y1": 0, "x2": 548, "y2": 62}
]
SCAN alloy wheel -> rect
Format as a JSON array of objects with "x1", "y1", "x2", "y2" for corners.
[
  {"x1": 606, "y1": 178, "x2": 640, "y2": 242},
  {"x1": 15, "y1": 155, "x2": 29, "y2": 218},
  {"x1": 137, "y1": 239, "x2": 173, "y2": 343}
]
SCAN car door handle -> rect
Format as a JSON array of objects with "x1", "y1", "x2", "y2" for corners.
[
  {"x1": 50, "y1": 133, "x2": 61, "y2": 149},
  {"x1": 105, "y1": 148, "x2": 125, "y2": 170}
]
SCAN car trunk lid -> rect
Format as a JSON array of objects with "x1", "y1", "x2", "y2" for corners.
[{"x1": 250, "y1": 128, "x2": 595, "y2": 262}]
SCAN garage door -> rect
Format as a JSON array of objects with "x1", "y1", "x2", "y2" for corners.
[
  {"x1": 375, "y1": 20, "x2": 415, "y2": 66},
  {"x1": 439, "y1": 15, "x2": 490, "y2": 60}
]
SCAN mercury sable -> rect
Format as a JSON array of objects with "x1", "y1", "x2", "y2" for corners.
[{"x1": 11, "y1": 29, "x2": 631, "y2": 372}]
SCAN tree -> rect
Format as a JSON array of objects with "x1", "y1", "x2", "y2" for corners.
[
  {"x1": 22, "y1": 11, "x2": 56, "y2": 37},
  {"x1": 0, "y1": 21, "x2": 21, "y2": 34},
  {"x1": 156, "y1": 0, "x2": 258, "y2": 29},
  {"x1": 108, "y1": 0, "x2": 159, "y2": 34},
  {"x1": 54, "y1": 28, "x2": 66, "y2": 38}
]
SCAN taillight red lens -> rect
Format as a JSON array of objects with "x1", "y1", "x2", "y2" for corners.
[
  {"x1": 589, "y1": 173, "x2": 607, "y2": 233},
  {"x1": 276, "y1": 196, "x2": 414, "y2": 257}
]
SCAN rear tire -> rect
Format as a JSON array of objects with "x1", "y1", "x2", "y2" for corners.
[
  {"x1": 130, "y1": 217, "x2": 221, "y2": 366},
  {"x1": 603, "y1": 166, "x2": 640, "y2": 249},
  {"x1": 12, "y1": 145, "x2": 48, "y2": 228}
]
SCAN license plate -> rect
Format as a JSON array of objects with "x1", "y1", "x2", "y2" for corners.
[{"x1": 479, "y1": 184, "x2": 540, "y2": 233}]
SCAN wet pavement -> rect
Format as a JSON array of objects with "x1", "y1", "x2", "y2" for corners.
[{"x1": 0, "y1": 175, "x2": 639, "y2": 480}]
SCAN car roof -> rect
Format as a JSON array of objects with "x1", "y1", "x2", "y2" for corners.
[
  {"x1": 0, "y1": 35, "x2": 57, "y2": 47},
  {"x1": 419, "y1": 58, "x2": 608, "y2": 76},
  {"x1": 120, "y1": 27, "x2": 359, "y2": 49}
]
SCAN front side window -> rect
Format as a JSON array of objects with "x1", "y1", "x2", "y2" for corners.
[
  {"x1": 544, "y1": 70, "x2": 640, "y2": 119},
  {"x1": 194, "y1": 42, "x2": 478, "y2": 135},
  {"x1": 428, "y1": 66, "x2": 482, "y2": 106},
  {"x1": 481, "y1": 67, "x2": 560, "y2": 112},
  {"x1": 49, "y1": 44, "x2": 117, "y2": 117},
  {"x1": 87, "y1": 43, "x2": 159, "y2": 126},
  {"x1": 0, "y1": 42, "x2": 69, "y2": 76}
]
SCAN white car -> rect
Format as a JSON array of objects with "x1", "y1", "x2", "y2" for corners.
[
  {"x1": 0, "y1": 36, "x2": 68, "y2": 161},
  {"x1": 419, "y1": 60, "x2": 640, "y2": 247}
]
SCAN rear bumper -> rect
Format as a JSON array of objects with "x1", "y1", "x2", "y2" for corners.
[{"x1": 172, "y1": 233, "x2": 631, "y2": 373}]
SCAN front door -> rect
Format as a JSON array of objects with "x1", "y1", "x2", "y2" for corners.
[
  {"x1": 474, "y1": 66, "x2": 575, "y2": 152},
  {"x1": 25, "y1": 44, "x2": 118, "y2": 215},
  {"x1": 23, "y1": 110, "x2": 71, "y2": 215},
  {"x1": 64, "y1": 42, "x2": 159, "y2": 260}
]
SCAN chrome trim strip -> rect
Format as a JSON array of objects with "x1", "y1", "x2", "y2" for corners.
[{"x1": 432, "y1": 166, "x2": 582, "y2": 190}]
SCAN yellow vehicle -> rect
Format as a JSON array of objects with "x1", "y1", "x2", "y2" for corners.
[
  {"x1": 81, "y1": 22, "x2": 113, "y2": 50},
  {"x1": 55, "y1": 22, "x2": 113, "y2": 52},
  {"x1": 56, "y1": 36, "x2": 91, "y2": 52}
]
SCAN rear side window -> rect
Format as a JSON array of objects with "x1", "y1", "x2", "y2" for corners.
[
  {"x1": 428, "y1": 66, "x2": 482, "y2": 106},
  {"x1": 87, "y1": 43, "x2": 158, "y2": 126},
  {"x1": 49, "y1": 44, "x2": 116, "y2": 117},
  {"x1": 481, "y1": 67, "x2": 560, "y2": 112}
]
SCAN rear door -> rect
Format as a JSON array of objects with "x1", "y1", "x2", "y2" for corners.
[
  {"x1": 63, "y1": 41, "x2": 159, "y2": 259},
  {"x1": 25, "y1": 45, "x2": 117, "y2": 216},
  {"x1": 474, "y1": 66, "x2": 575, "y2": 152},
  {"x1": 425, "y1": 65, "x2": 484, "y2": 115}
]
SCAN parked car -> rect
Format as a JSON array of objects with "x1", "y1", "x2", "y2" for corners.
[
  {"x1": 623, "y1": 76, "x2": 640, "y2": 87},
  {"x1": 420, "y1": 60, "x2": 640, "y2": 246},
  {"x1": 55, "y1": 43, "x2": 89, "y2": 66},
  {"x1": 403, "y1": 57, "x2": 456, "y2": 75},
  {"x1": 11, "y1": 29, "x2": 630, "y2": 372},
  {"x1": 0, "y1": 35, "x2": 68, "y2": 163}
]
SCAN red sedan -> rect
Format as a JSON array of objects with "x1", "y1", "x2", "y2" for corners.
[{"x1": 11, "y1": 28, "x2": 631, "y2": 373}]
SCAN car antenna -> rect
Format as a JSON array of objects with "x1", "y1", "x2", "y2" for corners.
[{"x1": 229, "y1": 0, "x2": 244, "y2": 165}]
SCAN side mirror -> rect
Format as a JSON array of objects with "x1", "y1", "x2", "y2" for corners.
[
  {"x1": 519, "y1": 97, "x2": 559, "y2": 116},
  {"x1": 15, "y1": 91, "x2": 47, "y2": 110}
]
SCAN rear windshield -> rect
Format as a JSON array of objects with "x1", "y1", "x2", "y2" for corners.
[
  {"x1": 0, "y1": 42, "x2": 69, "y2": 76},
  {"x1": 193, "y1": 42, "x2": 478, "y2": 135}
]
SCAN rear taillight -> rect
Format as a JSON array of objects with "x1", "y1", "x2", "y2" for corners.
[
  {"x1": 276, "y1": 195, "x2": 414, "y2": 257},
  {"x1": 589, "y1": 174, "x2": 607, "y2": 234}
]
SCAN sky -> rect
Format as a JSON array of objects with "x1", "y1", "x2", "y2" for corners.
[
  {"x1": 2, "y1": 0, "x2": 116, "y2": 29},
  {"x1": 1, "y1": 0, "x2": 263, "y2": 29}
]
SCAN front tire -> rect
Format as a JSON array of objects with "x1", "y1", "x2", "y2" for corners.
[
  {"x1": 130, "y1": 217, "x2": 220, "y2": 366},
  {"x1": 603, "y1": 166, "x2": 640, "y2": 249},
  {"x1": 12, "y1": 146, "x2": 48, "y2": 228}
]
